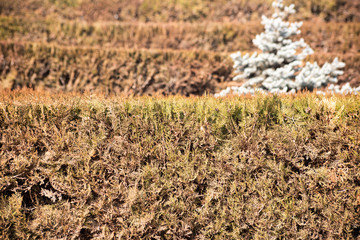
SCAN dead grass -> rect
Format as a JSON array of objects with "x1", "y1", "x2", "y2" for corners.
[{"x1": 0, "y1": 90, "x2": 360, "y2": 239}]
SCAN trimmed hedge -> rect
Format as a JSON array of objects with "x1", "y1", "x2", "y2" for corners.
[
  {"x1": 1, "y1": 17, "x2": 359, "y2": 53},
  {"x1": 1, "y1": 42, "x2": 359, "y2": 95},
  {"x1": 0, "y1": 41, "x2": 233, "y2": 95},
  {"x1": 1, "y1": 0, "x2": 359, "y2": 22},
  {"x1": 0, "y1": 90, "x2": 360, "y2": 239}
]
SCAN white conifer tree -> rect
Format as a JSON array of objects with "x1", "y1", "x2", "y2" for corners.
[{"x1": 215, "y1": 0, "x2": 360, "y2": 96}]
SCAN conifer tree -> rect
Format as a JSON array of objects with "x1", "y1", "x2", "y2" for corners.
[{"x1": 216, "y1": 0, "x2": 359, "y2": 96}]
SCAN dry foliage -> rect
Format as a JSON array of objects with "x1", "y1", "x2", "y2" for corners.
[
  {"x1": 0, "y1": 0, "x2": 359, "y2": 22},
  {"x1": 0, "y1": 90, "x2": 360, "y2": 239},
  {"x1": 0, "y1": 41, "x2": 233, "y2": 95},
  {"x1": 0, "y1": 1, "x2": 359, "y2": 238},
  {"x1": 1, "y1": 41, "x2": 359, "y2": 96},
  {"x1": 1, "y1": 17, "x2": 359, "y2": 54},
  {"x1": 0, "y1": 1, "x2": 359, "y2": 96}
]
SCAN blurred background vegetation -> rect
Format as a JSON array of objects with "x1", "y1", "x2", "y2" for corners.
[
  {"x1": 1, "y1": 0, "x2": 359, "y2": 22},
  {"x1": 0, "y1": 0, "x2": 359, "y2": 95}
]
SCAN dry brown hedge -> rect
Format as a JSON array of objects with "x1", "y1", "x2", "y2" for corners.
[
  {"x1": 1, "y1": 17, "x2": 359, "y2": 53},
  {"x1": 0, "y1": 41, "x2": 233, "y2": 96},
  {"x1": 1, "y1": 41, "x2": 359, "y2": 96},
  {"x1": 1, "y1": 0, "x2": 359, "y2": 22},
  {"x1": 0, "y1": 90, "x2": 360, "y2": 239}
]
